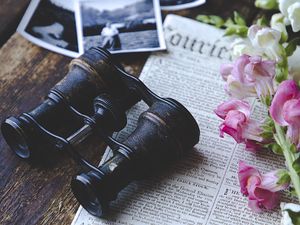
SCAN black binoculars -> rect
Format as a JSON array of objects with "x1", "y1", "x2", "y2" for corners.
[{"x1": 1, "y1": 47, "x2": 200, "y2": 217}]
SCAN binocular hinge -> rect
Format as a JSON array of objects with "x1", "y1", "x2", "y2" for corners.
[
  {"x1": 22, "y1": 99, "x2": 134, "y2": 175},
  {"x1": 22, "y1": 113, "x2": 104, "y2": 174},
  {"x1": 114, "y1": 66, "x2": 162, "y2": 106},
  {"x1": 66, "y1": 100, "x2": 134, "y2": 159}
]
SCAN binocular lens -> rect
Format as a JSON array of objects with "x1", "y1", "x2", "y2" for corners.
[
  {"x1": 1, "y1": 118, "x2": 30, "y2": 159},
  {"x1": 72, "y1": 174, "x2": 104, "y2": 217}
]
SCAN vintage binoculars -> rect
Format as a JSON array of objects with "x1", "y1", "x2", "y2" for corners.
[{"x1": 1, "y1": 47, "x2": 200, "y2": 217}]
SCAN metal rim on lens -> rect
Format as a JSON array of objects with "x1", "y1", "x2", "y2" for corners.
[
  {"x1": 1, "y1": 118, "x2": 30, "y2": 159},
  {"x1": 71, "y1": 174, "x2": 104, "y2": 217}
]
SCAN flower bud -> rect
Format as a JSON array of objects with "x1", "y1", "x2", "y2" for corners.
[
  {"x1": 255, "y1": 0, "x2": 278, "y2": 10},
  {"x1": 271, "y1": 13, "x2": 288, "y2": 42}
]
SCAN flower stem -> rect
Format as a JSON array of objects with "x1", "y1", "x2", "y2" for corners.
[{"x1": 274, "y1": 123, "x2": 300, "y2": 202}]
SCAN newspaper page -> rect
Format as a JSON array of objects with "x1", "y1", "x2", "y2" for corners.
[{"x1": 72, "y1": 15, "x2": 291, "y2": 225}]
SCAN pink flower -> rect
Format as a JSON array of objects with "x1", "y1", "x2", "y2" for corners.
[
  {"x1": 214, "y1": 99, "x2": 263, "y2": 152},
  {"x1": 238, "y1": 161, "x2": 289, "y2": 212},
  {"x1": 270, "y1": 80, "x2": 300, "y2": 148},
  {"x1": 220, "y1": 54, "x2": 276, "y2": 100}
]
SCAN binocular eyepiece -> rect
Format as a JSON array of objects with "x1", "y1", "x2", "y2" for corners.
[{"x1": 1, "y1": 47, "x2": 200, "y2": 217}]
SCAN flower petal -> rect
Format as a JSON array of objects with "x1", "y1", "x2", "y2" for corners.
[
  {"x1": 283, "y1": 99, "x2": 300, "y2": 126},
  {"x1": 243, "y1": 119, "x2": 264, "y2": 142},
  {"x1": 254, "y1": 187, "x2": 280, "y2": 210},
  {"x1": 261, "y1": 170, "x2": 290, "y2": 192},
  {"x1": 270, "y1": 80, "x2": 300, "y2": 126},
  {"x1": 225, "y1": 76, "x2": 257, "y2": 99},
  {"x1": 279, "y1": 0, "x2": 298, "y2": 17},
  {"x1": 248, "y1": 199, "x2": 264, "y2": 213},
  {"x1": 286, "y1": 124, "x2": 300, "y2": 149},
  {"x1": 238, "y1": 161, "x2": 261, "y2": 195},
  {"x1": 214, "y1": 99, "x2": 251, "y2": 120},
  {"x1": 287, "y1": 2, "x2": 300, "y2": 32},
  {"x1": 232, "y1": 55, "x2": 250, "y2": 83},
  {"x1": 245, "y1": 140, "x2": 261, "y2": 152},
  {"x1": 248, "y1": 25, "x2": 262, "y2": 42},
  {"x1": 219, "y1": 110, "x2": 247, "y2": 142},
  {"x1": 220, "y1": 63, "x2": 234, "y2": 80}
]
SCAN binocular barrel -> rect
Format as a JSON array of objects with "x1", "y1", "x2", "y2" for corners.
[
  {"x1": 72, "y1": 98, "x2": 199, "y2": 217},
  {"x1": 1, "y1": 48, "x2": 139, "y2": 160},
  {"x1": 1, "y1": 47, "x2": 200, "y2": 218}
]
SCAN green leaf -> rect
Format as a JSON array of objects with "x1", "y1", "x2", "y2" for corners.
[
  {"x1": 289, "y1": 187, "x2": 298, "y2": 197},
  {"x1": 261, "y1": 123, "x2": 273, "y2": 131},
  {"x1": 233, "y1": 11, "x2": 246, "y2": 26},
  {"x1": 267, "y1": 117, "x2": 274, "y2": 127},
  {"x1": 285, "y1": 210, "x2": 300, "y2": 225},
  {"x1": 291, "y1": 144, "x2": 298, "y2": 153},
  {"x1": 275, "y1": 58, "x2": 289, "y2": 83},
  {"x1": 264, "y1": 116, "x2": 274, "y2": 126},
  {"x1": 224, "y1": 25, "x2": 248, "y2": 37},
  {"x1": 286, "y1": 38, "x2": 300, "y2": 57},
  {"x1": 196, "y1": 15, "x2": 210, "y2": 23},
  {"x1": 292, "y1": 156, "x2": 300, "y2": 174},
  {"x1": 277, "y1": 170, "x2": 291, "y2": 185},
  {"x1": 224, "y1": 26, "x2": 236, "y2": 36},
  {"x1": 209, "y1": 15, "x2": 225, "y2": 28},
  {"x1": 261, "y1": 131, "x2": 273, "y2": 139},
  {"x1": 236, "y1": 26, "x2": 248, "y2": 37},
  {"x1": 224, "y1": 18, "x2": 234, "y2": 27},
  {"x1": 255, "y1": 0, "x2": 278, "y2": 10},
  {"x1": 271, "y1": 143, "x2": 283, "y2": 155},
  {"x1": 196, "y1": 15, "x2": 225, "y2": 28},
  {"x1": 264, "y1": 94, "x2": 272, "y2": 106},
  {"x1": 256, "y1": 16, "x2": 269, "y2": 26}
]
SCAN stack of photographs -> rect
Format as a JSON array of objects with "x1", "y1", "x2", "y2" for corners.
[{"x1": 17, "y1": 0, "x2": 206, "y2": 57}]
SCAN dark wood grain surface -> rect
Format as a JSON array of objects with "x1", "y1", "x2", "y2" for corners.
[
  {"x1": 0, "y1": 0, "x2": 31, "y2": 46},
  {"x1": 0, "y1": 1, "x2": 261, "y2": 224}
]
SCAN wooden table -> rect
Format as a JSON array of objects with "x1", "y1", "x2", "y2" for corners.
[{"x1": 0, "y1": 1, "x2": 261, "y2": 224}]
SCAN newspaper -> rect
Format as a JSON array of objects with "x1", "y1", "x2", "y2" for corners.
[{"x1": 72, "y1": 15, "x2": 290, "y2": 225}]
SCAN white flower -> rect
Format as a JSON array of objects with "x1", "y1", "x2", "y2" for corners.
[
  {"x1": 279, "y1": 0, "x2": 300, "y2": 32},
  {"x1": 288, "y1": 46, "x2": 300, "y2": 81},
  {"x1": 230, "y1": 26, "x2": 283, "y2": 61},
  {"x1": 271, "y1": 13, "x2": 288, "y2": 41},
  {"x1": 288, "y1": 2, "x2": 300, "y2": 32},
  {"x1": 231, "y1": 38, "x2": 260, "y2": 59},
  {"x1": 279, "y1": 0, "x2": 297, "y2": 15},
  {"x1": 281, "y1": 202, "x2": 300, "y2": 225},
  {"x1": 248, "y1": 25, "x2": 283, "y2": 62}
]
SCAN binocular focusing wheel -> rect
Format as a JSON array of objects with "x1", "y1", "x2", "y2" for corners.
[{"x1": 93, "y1": 94, "x2": 127, "y2": 132}]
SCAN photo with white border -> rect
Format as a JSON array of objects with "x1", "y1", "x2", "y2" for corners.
[
  {"x1": 76, "y1": 0, "x2": 166, "y2": 54},
  {"x1": 160, "y1": 0, "x2": 206, "y2": 11},
  {"x1": 17, "y1": 0, "x2": 83, "y2": 58}
]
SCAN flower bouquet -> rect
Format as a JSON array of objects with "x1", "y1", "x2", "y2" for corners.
[{"x1": 198, "y1": 0, "x2": 300, "y2": 224}]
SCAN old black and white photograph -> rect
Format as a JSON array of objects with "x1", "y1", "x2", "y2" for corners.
[
  {"x1": 17, "y1": 0, "x2": 82, "y2": 57},
  {"x1": 160, "y1": 0, "x2": 206, "y2": 10},
  {"x1": 77, "y1": 0, "x2": 166, "y2": 54}
]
